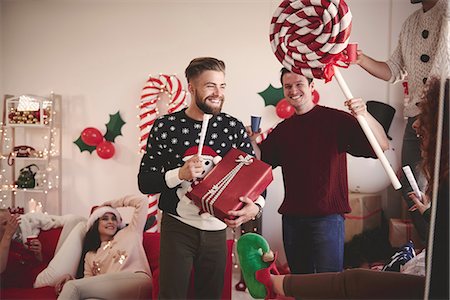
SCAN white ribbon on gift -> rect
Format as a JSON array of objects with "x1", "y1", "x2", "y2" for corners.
[{"x1": 201, "y1": 154, "x2": 253, "y2": 216}]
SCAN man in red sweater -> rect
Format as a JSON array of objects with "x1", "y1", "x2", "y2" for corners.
[{"x1": 249, "y1": 68, "x2": 389, "y2": 274}]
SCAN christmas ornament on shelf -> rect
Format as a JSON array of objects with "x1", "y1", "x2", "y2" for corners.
[{"x1": 74, "y1": 111, "x2": 126, "y2": 159}]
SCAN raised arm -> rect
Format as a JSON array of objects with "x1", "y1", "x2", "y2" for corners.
[
  {"x1": 356, "y1": 51, "x2": 392, "y2": 81},
  {"x1": 102, "y1": 195, "x2": 148, "y2": 232},
  {"x1": 245, "y1": 126, "x2": 261, "y2": 160},
  {"x1": 0, "y1": 214, "x2": 19, "y2": 273},
  {"x1": 345, "y1": 98, "x2": 389, "y2": 151}
]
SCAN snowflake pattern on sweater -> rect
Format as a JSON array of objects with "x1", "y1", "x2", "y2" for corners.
[{"x1": 138, "y1": 108, "x2": 254, "y2": 230}]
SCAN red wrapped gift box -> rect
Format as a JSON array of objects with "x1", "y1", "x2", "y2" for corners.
[{"x1": 186, "y1": 147, "x2": 273, "y2": 221}]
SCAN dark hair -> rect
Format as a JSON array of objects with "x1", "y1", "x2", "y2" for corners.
[
  {"x1": 280, "y1": 67, "x2": 313, "y2": 85},
  {"x1": 76, "y1": 219, "x2": 101, "y2": 278},
  {"x1": 418, "y1": 77, "x2": 449, "y2": 197},
  {"x1": 185, "y1": 57, "x2": 225, "y2": 83}
]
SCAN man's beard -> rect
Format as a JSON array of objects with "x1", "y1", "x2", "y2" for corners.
[{"x1": 195, "y1": 95, "x2": 223, "y2": 115}]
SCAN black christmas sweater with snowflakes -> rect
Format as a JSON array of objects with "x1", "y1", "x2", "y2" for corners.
[{"x1": 138, "y1": 108, "x2": 255, "y2": 230}]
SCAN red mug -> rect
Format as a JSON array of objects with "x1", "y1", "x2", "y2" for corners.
[
  {"x1": 26, "y1": 235, "x2": 38, "y2": 246},
  {"x1": 346, "y1": 43, "x2": 358, "y2": 63}
]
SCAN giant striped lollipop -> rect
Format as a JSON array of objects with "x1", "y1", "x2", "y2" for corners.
[
  {"x1": 270, "y1": 0, "x2": 351, "y2": 82},
  {"x1": 270, "y1": 0, "x2": 401, "y2": 190}
]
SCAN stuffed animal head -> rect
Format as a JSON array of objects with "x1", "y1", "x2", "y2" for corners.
[{"x1": 182, "y1": 145, "x2": 222, "y2": 178}]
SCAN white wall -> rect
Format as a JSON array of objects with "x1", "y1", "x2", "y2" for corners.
[
  {"x1": 0, "y1": 0, "x2": 3, "y2": 99},
  {"x1": 1, "y1": 0, "x2": 418, "y2": 259}
]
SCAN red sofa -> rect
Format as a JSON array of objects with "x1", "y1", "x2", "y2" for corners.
[{"x1": 1, "y1": 228, "x2": 234, "y2": 300}]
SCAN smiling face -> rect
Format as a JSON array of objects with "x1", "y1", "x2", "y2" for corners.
[
  {"x1": 281, "y1": 72, "x2": 315, "y2": 114},
  {"x1": 189, "y1": 70, "x2": 226, "y2": 116},
  {"x1": 97, "y1": 212, "x2": 118, "y2": 242}
]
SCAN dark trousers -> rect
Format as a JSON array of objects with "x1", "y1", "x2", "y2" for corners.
[
  {"x1": 400, "y1": 117, "x2": 429, "y2": 242},
  {"x1": 159, "y1": 214, "x2": 226, "y2": 299}
]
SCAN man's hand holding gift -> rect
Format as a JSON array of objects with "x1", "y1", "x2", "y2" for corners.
[{"x1": 224, "y1": 197, "x2": 261, "y2": 228}]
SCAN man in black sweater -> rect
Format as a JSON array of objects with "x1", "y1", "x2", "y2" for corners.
[{"x1": 138, "y1": 57, "x2": 263, "y2": 299}]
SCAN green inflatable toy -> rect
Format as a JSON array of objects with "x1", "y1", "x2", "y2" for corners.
[{"x1": 237, "y1": 233, "x2": 278, "y2": 299}]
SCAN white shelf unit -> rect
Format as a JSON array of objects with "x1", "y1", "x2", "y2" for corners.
[{"x1": 0, "y1": 93, "x2": 62, "y2": 215}]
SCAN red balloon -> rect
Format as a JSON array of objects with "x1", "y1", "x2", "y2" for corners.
[
  {"x1": 312, "y1": 90, "x2": 320, "y2": 104},
  {"x1": 96, "y1": 141, "x2": 115, "y2": 159},
  {"x1": 276, "y1": 98, "x2": 295, "y2": 119},
  {"x1": 81, "y1": 127, "x2": 104, "y2": 146}
]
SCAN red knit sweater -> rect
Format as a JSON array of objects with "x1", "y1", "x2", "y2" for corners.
[{"x1": 260, "y1": 105, "x2": 375, "y2": 217}]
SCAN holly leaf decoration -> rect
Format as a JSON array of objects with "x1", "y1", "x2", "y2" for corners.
[
  {"x1": 104, "y1": 111, "x2": 126, "y2": 142},
  {"x1": 73, "y1": 136, "x2": 96, "y2": 153},
  {"x1": 258, "y1": 84, "x2": 284, "y2": 107}
]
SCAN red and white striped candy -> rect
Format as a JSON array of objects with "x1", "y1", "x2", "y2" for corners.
[
  {"x1": 139, "y1": 74, "x2": 187, "y2": 232},
  {"x1": 139, "y1": 74, "x2": 187, "y2": 152},
  {"x1": 270, "y1": 0, "x2": 352, "y2": 80}
]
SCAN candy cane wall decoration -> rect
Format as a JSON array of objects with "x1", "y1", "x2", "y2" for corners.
[
  {"x1": 139, "y1": 74, "x2": 188, "y2": 232},
  {"x1": 269, "y1": 0, "x2": 401, "y2": 190}
]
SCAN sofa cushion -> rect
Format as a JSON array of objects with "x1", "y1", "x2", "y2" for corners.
[
  {"x1": 142, "y1": 232, "x2": 160, "y2": 275},
  {"x1": 38, "y1": 228, "x2": 62, "y2": 265},
  {"x1": 34, "y1": 221, "x2": 86, "y2": 288},
  {"x1": 0, "y1": 286, "x2": 56, "y2": 299},
  {"x1": 142, "y1": 232, "x2": 160, "y2": 299}
]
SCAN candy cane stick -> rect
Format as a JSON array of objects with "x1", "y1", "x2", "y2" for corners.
[
  {"x1": 198, "y1": 114, "x2": 212, "y2": 157},
  {"x1": 334, "y1": 68, "x2": 401, "y2": 189}
]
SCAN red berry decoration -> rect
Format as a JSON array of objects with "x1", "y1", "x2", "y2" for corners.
[
  {"x1": 96, "y1": 141, "x2": 115, "y2": 159},
  {"x1": 81, "y1": 127, "x2": 104, "y2": 146},
  {"x1": 312, "y1": 90, "x2": 320, "y2": 104},
  {"x1": 275, "y1": 98, "x2": 295, "y2": 119}
]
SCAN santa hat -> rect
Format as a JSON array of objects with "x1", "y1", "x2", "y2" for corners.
[
  {"x1": 86, "y1": 206, "x2": 124, "y2": 231},
  {"x1": 183, "y1": 146, "x2": 221, "y2": 165},
  {"x1": 183, "y1": 145, "x2": 218, "y2": 158}
]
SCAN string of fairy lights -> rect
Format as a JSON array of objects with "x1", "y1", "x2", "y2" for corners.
[{"x1": 0, "y1": 93, "x2": 60, "y2": 212}]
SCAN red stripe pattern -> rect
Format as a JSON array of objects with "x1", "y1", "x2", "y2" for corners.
[
  {"x1": 270, "y1": 0, "x2": 352, "y2": 80},
  {"x1": 140, "y1": 74, "x2": 188, "y2": 232}
]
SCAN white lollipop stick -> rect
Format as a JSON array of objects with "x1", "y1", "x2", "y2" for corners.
[
  {"x1": 333, "y1": 67, "x2": 402, "y2": 190},
  {"x1": 198, "y1": 114, "x2": 211, "y2": 157},
  {"x1": 402, "y1": 165, "x2": 422, "y2": 200}
]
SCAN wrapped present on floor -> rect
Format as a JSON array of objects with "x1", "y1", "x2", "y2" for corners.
[
  {"x1": 186, "y1": 147, "x2": 273, "y2": 222},
  {"x1": 389, "y1": 218, "x2": 425, "y2": 249},
  {"x1": 345, "y1": 193, "x2": 382, "y2": 242}
]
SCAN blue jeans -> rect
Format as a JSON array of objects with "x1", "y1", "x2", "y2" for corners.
[{"x1": 282, "y1": 214, "x2": 344, "y2": 274}]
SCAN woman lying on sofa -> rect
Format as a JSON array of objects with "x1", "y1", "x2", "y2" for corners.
[{"x1": 55, "y1": 195, "x2": 152, "y2": 300}]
